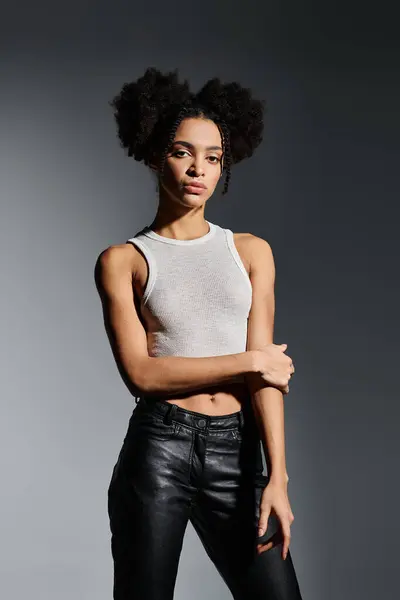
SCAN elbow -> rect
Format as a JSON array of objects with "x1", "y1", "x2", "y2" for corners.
[
  {"x1": 131, "y1": 357, "x2": 153, "y2": 396},
  {"x1": 114, "y1": 356, "x2": 152, "y2": 398}
]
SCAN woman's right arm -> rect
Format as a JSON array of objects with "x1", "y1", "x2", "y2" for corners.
[{"x1": 94, "y1": 246, "x2": 256, "y2": 398}]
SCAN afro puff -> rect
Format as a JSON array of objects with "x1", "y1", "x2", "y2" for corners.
[{"x1": 109, "y1": 67, "x2": 265, "y2": 195}]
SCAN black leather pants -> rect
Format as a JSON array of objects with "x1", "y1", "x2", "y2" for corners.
[{"x1": 108, "y1": 395, "x2": 303, "y2": 599}]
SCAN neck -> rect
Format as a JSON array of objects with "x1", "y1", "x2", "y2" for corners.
[{"x1": 149, "y1": 193, "x2": 208, "y2": 241}]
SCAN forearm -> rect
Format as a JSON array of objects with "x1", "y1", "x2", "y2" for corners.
[
  {"x1": 136, "y1": 352, "x2": 255, "y2": 397},
  {"x1": 246, "y1": 374, "x2": 289, "y2": 482}
]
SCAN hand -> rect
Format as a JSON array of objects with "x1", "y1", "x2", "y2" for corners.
[
  {"x1": 257, "y1": 477, "x2": 295, "y2": 560},
  {"x1": 251, "y1": 344, "x2": 295, "y2": 394}
]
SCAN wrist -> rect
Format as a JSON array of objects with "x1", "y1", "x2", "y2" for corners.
[
  {"x1": 269, "y1": 471, "x2": 289, "y2": 485},
  {"x1": 243, "y1": 350, "x2": 260, "y2": 375}
]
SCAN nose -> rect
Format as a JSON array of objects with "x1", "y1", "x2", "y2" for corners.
[{"x1": 188, "y1": 158, "x2": 205, "y2": 177}]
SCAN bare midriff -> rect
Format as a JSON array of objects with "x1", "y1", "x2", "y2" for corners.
[{"x1": 160, "y1": 381, "x2": 250, "y2": 416}]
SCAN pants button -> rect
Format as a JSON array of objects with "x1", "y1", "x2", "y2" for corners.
[{"x1": 197, "y1": 419, "x2": 206, "y2": 428}]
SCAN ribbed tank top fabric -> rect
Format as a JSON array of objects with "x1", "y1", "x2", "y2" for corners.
[{"x1": 126, "y1": 220, "x2": 252, "y2": 385}]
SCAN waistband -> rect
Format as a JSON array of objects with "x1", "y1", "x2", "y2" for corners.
[{"x1": 135, "y1": 395, "x2": 251, "y2": 433}]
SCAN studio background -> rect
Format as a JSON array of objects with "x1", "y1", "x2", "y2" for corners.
[{"x1": 1, "y1": 2, "x2": 398, "y2": 599}]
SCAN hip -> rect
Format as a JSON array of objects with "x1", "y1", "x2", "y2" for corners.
[{"x1": 110, "y1": 394, "x2": 265, "y2": 491}]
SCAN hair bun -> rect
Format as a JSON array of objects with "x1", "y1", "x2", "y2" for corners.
[
  {"x1": 109, "y1": 67, "x2": 193, "y2": 161},
  {"x1": 195, "y1": 78, "x2": 265, "y2": 164}
]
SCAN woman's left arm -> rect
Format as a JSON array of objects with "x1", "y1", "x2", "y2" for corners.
[
  {"x1": 244, "y1": 235, "x2": 294, "y2": 559},
  {"x1": 244, "y1": 235, "x2": 289, "y2": 482}
]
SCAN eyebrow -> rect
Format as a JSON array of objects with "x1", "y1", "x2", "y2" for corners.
[{"x1": 172, "y1": 140, "x2": 223, "y2": 152}]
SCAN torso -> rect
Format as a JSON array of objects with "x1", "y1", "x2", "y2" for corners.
[{"x1": 128, "y1": 232, "x2": 253, "y2": 416}]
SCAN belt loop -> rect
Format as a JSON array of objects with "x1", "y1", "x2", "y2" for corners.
[{"x1": 164, "y1": 403, "x2": 178, "y2": 425}]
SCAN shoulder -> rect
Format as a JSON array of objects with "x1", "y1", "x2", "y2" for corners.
[
  {"x1": 233, "y1": 232, "x2": 274, "y2": 275},
  {"x1": 95, "y1": 242, "x2": 138, "y2": 271},
  {"x1": 94, "y1": 242, "x2": 138, "y2": 293}
]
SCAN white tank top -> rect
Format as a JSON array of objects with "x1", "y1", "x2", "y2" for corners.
[{"x1": 126, "y1": 220, "x2": 252, "y2": 383}]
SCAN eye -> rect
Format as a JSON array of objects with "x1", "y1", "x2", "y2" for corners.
[
  {"x1": 173, "y1": 150, "x2": 190, "y2": 158},
  {"x1": 172, "y1": 150, "x2": 221, "y2": 163}
]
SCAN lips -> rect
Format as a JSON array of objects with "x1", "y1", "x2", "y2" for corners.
[
  {"x1": 184, "y1": 182, "x2": 206, "y2": 189},
  {"x1": 183, "y1": 185, "x2": 205, "y2": 195}
]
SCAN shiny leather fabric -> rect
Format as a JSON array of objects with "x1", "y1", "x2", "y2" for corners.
[{"x1": 108, "y1": 396, "x2": 303, "y2": 599}]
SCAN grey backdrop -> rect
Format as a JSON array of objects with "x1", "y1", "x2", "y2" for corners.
[{"x1": 1, "y1": 1, "x2": 398, "y2": 599}]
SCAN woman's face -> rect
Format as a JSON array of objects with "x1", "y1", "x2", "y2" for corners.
[{"x1": 156, "y1": 117, "x2": 224, "y2": 207}]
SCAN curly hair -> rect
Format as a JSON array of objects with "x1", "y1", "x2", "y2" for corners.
[{"x1": 109, "y1": 67, "x2": 265, "y2": 195}]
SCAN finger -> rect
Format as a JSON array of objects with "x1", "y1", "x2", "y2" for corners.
[
  {"x1": 281, "y1": 517, "x2": 291, "y2": 560},
  {"x1": 287, "y1": 505, "x2": 295, "y2": 523},
  {"x1": 258, "y1": 507, "x2": 271, "y2": 537},
  {"x1": 274, "y1": 383, "x2": 288, "y2": 395},
  {"x1": 287, "y1": 503, "x2": 295, "y2": 522},
  {"x1": 256, "y1": 530, "x2": 281, "y2": 555},
  {"x1": 256, "y1": 539, "x2": 274, "y2": 554}
]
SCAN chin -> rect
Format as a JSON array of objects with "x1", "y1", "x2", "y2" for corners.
[
  {"x1": 180, "y1": 190, "x2": 209, "y2": 202},
  {"x1": 181, "y1": 198, "x2": 207, "y2": 208},
  {"x1": 183, "y1": 191, "x2": 205, "y2": 199}
]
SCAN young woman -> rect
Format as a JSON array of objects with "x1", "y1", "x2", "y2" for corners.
[{"x1": 95, "y1": 67, "x2": 302, "y2": 599}]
